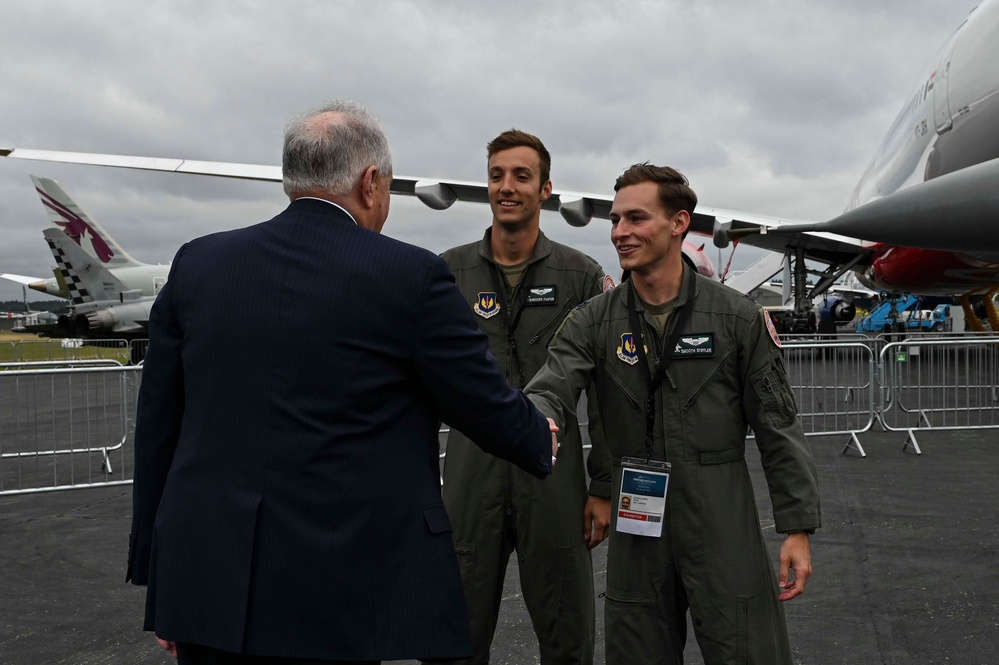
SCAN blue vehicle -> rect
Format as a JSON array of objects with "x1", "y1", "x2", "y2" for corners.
[
  {"x1": 856, "y1": 295, "x2": 919, "y2": 333},
  {"x1": 905, "y1": 304, "x2": 952, "y2": 332}
]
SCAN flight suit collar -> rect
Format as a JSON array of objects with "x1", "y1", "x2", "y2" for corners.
[
  {"x1": 476, "y1": 227, "x2": 553, "y2": 267},
  {"x1": 621, "y1": 262, "x2": 698, "y2": 317}
]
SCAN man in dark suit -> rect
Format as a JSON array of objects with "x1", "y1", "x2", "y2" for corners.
[{"x1": 127, "y1": 100, "x2": 557, "y2": 665}]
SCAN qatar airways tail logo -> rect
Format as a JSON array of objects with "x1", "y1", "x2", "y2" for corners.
[{"x1": 37, "y1": 188, "x2": 115, "y2": 263}]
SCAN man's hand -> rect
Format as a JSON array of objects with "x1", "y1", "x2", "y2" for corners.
[
  {"x1": 583, "y1": 496, "x2": 611, "y2": 549},
  {"x1": 547, "y1": 418, "x2": 560, "y2": 466},
  {"x1": 777, "y1": 532, "x2": 812, "y2": 601},
  {"x1": 155, "y1": 635, "x2": 177, "y2": 658}
]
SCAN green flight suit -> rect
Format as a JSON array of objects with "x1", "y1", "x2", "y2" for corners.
[
  {"x1": 441, "y1": 229, "x2": 612, "y2": 665},
  {"x1": 526, "y1": 265, "x2": 821, "y2": 665}
]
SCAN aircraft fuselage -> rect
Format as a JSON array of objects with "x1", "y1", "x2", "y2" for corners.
[{"x1": 852, "y1": 0, "x2": 999, "y2": 295}]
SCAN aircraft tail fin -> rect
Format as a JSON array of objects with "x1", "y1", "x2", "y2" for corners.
[
  {"x1": 30, "y1": 175, "x2": 143, "y2": 268},
  {"x1": 43, "y1": 228, "x2": 127, "y2": 305}
]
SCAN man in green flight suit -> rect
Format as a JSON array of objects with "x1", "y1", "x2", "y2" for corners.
[
  {"x1": 439, "y1": 130, "x2": 613, "y2": 665},
  {"x1": 525, "y1": 163, "x2": 821, "y2": 665}
]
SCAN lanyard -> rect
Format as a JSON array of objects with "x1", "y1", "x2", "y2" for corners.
[
  {"x1": 488, "y1": 261, "x2": 539, "y2": 387},
  {"x1": 626, "y1": 273, "x2": 696, "y2": 461}
]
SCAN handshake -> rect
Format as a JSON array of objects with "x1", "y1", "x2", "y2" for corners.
[{"x1": 548, "y1": 418, "x2": 560, "y2": 467}]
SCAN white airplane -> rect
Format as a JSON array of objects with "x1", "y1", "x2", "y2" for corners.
[
  {"x1": 39, "y1": 227, "x2": 153, "y2": 337},
  {"x1": 3, "y1": 0, "x2": 999, "y2": 332},
  {"x1": 1, "y1": 175, "x2": 169, "y2": 300}
]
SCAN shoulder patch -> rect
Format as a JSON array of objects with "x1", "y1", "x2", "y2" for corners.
[{"x1": 763, "y1": 310, "x2": 782, "y2": 348}]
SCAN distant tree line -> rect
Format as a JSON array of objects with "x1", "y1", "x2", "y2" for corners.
[{"x1": 0, "y1": 300, "x2": 66, "y2": 313}]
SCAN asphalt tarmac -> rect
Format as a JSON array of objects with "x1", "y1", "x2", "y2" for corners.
[{"x1": 3, "y1": 426, "x2": 998, "y2": 664}]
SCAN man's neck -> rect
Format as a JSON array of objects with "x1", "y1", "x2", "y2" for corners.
[
  {"x1": 631, "y1": 254, "x2": 685, "y2": 306},
  {"x1": 490, "y1": 221, "x2": 540, "y2": 265}
]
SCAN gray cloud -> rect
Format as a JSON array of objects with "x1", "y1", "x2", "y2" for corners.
[{"x1": 0, "y1": 0, "x2": 982, "y2": 303}]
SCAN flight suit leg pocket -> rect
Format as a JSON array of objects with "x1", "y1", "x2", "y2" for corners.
[
  {"x1": 735, "y1": 592, "x2": 783, "y2": 665},
  {"x1": 604, "y1": 589, "x2": 668, "y2": 665},
  {"x1": 531, "y1": 545, "x2": 594, "y2": 662}
]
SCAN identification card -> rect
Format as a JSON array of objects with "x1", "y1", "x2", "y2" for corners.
[{"x1": 615, "y1": 457, "x2": 671, "y2": 537}]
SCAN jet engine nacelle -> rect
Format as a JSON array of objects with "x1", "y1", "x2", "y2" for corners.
[
  {"x1": 818, "y1": 297, "x2": 856, "y2": 323},
  {"x1": 73, "y1": 301, "x2": 152, "y2": 334}
]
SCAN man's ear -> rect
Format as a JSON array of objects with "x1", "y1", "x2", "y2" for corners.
[
  {"x1": 359, "y1": 165, "x2": 379, "y2": 208},
  {"x1": 541, "y1": 179, "x2": 553, "y2": 201},
  {"x1": 673, "y1": 210, "x2": 691, "y2": 237}
]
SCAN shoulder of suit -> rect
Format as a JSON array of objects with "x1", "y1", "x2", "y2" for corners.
[
  {"x1": 694, "y1": 273, "x2": 761, "y2": 320},
  {"x1": 543, "y1": 240, "x2": 605, "y2": 275},
  {"x1": 440, "y1": 240, "x2": 479, "y2": 269}
]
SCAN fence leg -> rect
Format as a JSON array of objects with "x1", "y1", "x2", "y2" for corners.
[
  {"x1": 101, "y1": 447, "x2": 113, "y2": 474},
  {"x1": 902, "y1": 429, "x2": 923, "y2": 455},
  {"x1": 841, "y1": 432, "x2": 867, "y2": 458}
]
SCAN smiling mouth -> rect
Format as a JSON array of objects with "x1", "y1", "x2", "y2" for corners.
[{"x1": 499, "y1": 201, "x2": 520, "y2": 208}]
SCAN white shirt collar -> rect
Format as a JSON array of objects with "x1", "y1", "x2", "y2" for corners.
[{"x1": 295, "y1": 197, "x2": 358, "y2": 225}]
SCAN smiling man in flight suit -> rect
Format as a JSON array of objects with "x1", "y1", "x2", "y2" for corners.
[
  {"x1": 526, "y1": 163, "x2": 821, "y2": 664},
  {"x1": 439, "y1": 130, "x2": 613, "y2": 665}
]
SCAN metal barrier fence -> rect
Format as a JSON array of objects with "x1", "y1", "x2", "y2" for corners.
[
  {"x1": 3, "y1": 334, "x2": 998, "y2": 494},
  {"x1": 878, "y1": 337, "x2": 999, "y2": 454},
  {"x1": 0, "y1": 365, "x2": 141, "y2": 495},
  {"x1": 780, "y1": 341, "x2": 876, "y2": 456}
]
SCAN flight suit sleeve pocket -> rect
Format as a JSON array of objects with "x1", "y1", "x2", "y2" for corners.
[
  {"x1": 750, "y1": 359, "x2": 798, "y2": 429},
  {"x1": 423, "y1": 504, "x2": 453, "y2": 534}
]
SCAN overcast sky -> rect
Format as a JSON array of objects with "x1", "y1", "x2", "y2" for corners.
[{"x1": 0, "y1": 0, "x2": 983, "y2": 304}]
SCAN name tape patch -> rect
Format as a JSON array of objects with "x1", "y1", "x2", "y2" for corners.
[
  {"x1": 671, "y1": 333, "x2": 715, "y2": 358},
  {"x1": 525, "y1": 285, "x2": 557, "y2": 305}
]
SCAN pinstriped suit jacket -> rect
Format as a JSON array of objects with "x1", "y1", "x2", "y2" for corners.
[{"x1": 127, "y1": 198, "x2": 552, "y2": 661}]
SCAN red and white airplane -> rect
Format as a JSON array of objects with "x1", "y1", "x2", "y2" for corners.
[{"x1": 3, "y1": 0, "x2": 999, "y2": 331}]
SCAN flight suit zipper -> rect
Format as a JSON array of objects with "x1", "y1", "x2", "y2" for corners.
[{"x1": 528, "y1": 303, "x2": 573, "y2": 346}]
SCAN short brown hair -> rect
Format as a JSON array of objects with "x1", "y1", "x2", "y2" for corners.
[
  {"x1": 487, "y1": 129, "x2": 551, "y2": 186},
  {"x1": 614, "y1": 163, "x2": 697, "y2": 217}
]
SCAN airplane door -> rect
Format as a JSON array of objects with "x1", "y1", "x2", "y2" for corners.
[
  {"x1": 933, "y1": 39, "x2": 957, "y2": 133},
  {"x1": 153, "y1": 277, "x2": 166, "y2": 295}
]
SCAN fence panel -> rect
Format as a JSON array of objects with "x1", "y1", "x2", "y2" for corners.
[
  {"x1": 0, "y1": 365, "x2": 141, "y2": 495},
  {"x1": 878, "y1": 338, "x2": 999, "y2": 452}
]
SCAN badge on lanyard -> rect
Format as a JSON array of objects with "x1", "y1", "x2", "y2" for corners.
[{"x1": 616, "y1": 456, "x2": 671, "y2": 538}]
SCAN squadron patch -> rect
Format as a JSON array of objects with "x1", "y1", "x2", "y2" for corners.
[
  {"x1": 617, "y1": 332, "x2": 647, "y2": 365},
  {"x1": 525, "y1": 285, "x2": 557, "y2": 305},
  {"x1": 474, "y1": 292, "x2": 501, "y2": 319},
  {"x1": 764, "y1": 310, "x2": 782, "y2": 348},
  {"x1": 602, "y1": 274, "x2": 616, "y2": 292}
]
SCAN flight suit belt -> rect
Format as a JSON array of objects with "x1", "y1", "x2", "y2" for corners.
[{"x1": 696, "y1": 446, "x2": 745, "y2": 465}]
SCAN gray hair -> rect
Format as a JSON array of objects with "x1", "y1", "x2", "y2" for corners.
[{"x1": 282, "y1": 100, "x2": 392, "y2": 198}]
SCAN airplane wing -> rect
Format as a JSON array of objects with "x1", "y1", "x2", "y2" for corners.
[
  {"x1": 1, "y1": 273, "x2": 48, "y2": 286},
  {"x1": 1, "y1": 147, "x2": 876, "y2": 292}
]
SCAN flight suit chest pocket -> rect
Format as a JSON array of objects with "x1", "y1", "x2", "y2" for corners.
[{"x1": 423, "y1": 504, "x2": 453, "y2": 534}]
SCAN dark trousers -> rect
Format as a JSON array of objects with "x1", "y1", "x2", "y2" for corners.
[{"x1": 176, "y1": 642, "x2": 379, "y2": 665}]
